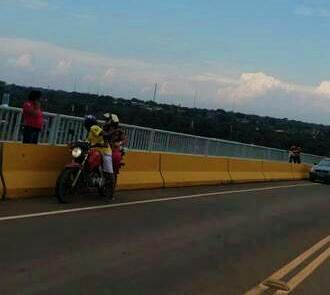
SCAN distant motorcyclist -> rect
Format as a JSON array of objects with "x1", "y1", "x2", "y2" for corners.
[
  {"x1": 84, "y1": 115, "x2": 114, "y2": 195},
  {"x1": 103, "y1": 113, "x2": 126, "y2": 176}
]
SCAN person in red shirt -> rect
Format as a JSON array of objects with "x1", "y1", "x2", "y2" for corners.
[
  {"x1": 22, "y1": 90, "x2": 43, "y2": 144},
  {"x1": 289, "y1": 145, "x2": 302, "y2": 164}
]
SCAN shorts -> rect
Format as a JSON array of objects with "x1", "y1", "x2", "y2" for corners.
[{"x1": 103, "y1": 153, "x2": 114, "y2": 174}]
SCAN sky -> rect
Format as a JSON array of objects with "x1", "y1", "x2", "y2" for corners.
[{"x1": 2, "y1": 0, "x2": 330, "y2": 124}]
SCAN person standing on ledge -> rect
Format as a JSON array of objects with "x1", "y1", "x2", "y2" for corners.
[{"x1": 22, "y1": 90, "x2": 43, "y2": 144}]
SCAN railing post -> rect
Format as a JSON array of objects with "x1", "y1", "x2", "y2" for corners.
[
  {"x1": 129, "y1": 127, "x2": 136, "y2": 150},
  {"x1": 13, "y1": 111, "x2": 22, "y2": 142},
  {"x1": 49, "y1": 115, "x2": 60, "y2": 145},
  {"x1": 193, "y1": 138, "x2": 199, "y2": 155},
  {"x1": 204, "y1": 140, "x2": 210, "y2": 156},
  {"x1": 148, "y1": 130, "x2": 155, "y2": 151},
  {"x1": 165, "y1": 133, "x2": 170, "y2": 153}
]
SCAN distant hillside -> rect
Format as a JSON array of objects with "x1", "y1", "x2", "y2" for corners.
[{"x1": 3, "y1": 83, "x2": 330, "y2": 156}]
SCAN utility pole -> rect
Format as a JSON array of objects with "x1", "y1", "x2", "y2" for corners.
[
  {"x1": 73, "y1": 78, "x2": 78, "y2": 92},
  {"x1": 96, "y1": 83, "x2": 100, "y2": 96},
  {"x1": 153, "y1": 83, "x2": 158, "y2": 102},
  {"x1": 191, "y1": 89, "x2": 197, "y2": 130},
  {"x1": 193, "y1": 89, "x2": 197, "y2": 108}
]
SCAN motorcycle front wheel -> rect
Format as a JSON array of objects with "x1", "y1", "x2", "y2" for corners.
[{"x1": 56, "y1": 168, "x2": 79, "y2": 203}]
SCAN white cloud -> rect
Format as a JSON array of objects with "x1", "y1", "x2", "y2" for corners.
[
  {"x1": 71, "y1": 13, "x2": 94, "y2": 20},
  {"x1": 55, "y1": 60, "x2": 72, "y2": 75},
  {"x1": 11, "y1": 54, "x2": 33, "y2": 68},
  {"x1": 294, "y1": 6, "x2": 314, "y2": 16},
  {"x1": 190, "y1": 71, "x2": 330, "y2": 122},
  {"x1": 2, "y1": 37, "x2": 330, "y2": 124},
  {"x1": 294, "y1": 6, "x2": 330, "y2": 18},
  {"x1": 191, "y1": 73, "x2": 237, "y2": 85},
  {"x1": 222, "y1": 72, "x2": 281, "y2": 101},
  {"x1": 19, "y1": 0, "x2": 49, "y2": 10},
  {"x1": 158, "y1": 78, "x2": 196, "y2": 97},
  {"x1": 316, "y1": 81, "x2": 330, "y2": 96},
  {"x1": 102, "y1": 68, "x2": 117, "y2": 82}
]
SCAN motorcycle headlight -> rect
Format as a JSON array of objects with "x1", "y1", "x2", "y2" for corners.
[{"x1": 72, "y1": 147, "x2": 82, "y2": 158}]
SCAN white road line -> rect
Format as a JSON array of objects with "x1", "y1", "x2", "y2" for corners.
[{"x1": 0, "y1": 183, "x2": 319, "y2": 222}]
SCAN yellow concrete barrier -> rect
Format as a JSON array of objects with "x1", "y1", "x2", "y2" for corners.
[
  {"x1": 263, "y1": 160, "x2": 294, "y2": 181},
  {"x1": 0, "y1": 142, "x2": 309, "y2": 200},
  {"x1": 229, "y1": 158, "x2": 265, "y2": 183},
  {"x1": 0, "y1": 143, "x2": 4, "y2": 198},
  {"x1": 2, "y1": 143, "x2": 163, "y2": 198},
  {"x1": 161, "y1": 153, "x2": 231, "y2": 187},
  {"x1": 2, "y1": 143, "x2": 71, "y2": 199},
  {"x1": 206, "y1": 156, "x2": 232, "y2": 183},
  {"x1": 292, "y1": 163, "x2": 311, "y2": 180},
  {"x1": 117, "y1": 151, "x2": 164, "y2": 190}
]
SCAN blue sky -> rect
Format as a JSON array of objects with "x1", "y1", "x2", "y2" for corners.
[{"x1": 2, "y1": 0, "x2": 330, "y2": 124}]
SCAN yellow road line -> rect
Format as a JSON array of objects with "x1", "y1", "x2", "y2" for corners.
[
  {"x1": 243, "y1": 284, "x2": 268, "y2": 295},
  {"x1": 269, "y1": 236, "x2": 329, "y2": 281},
  {"x1": 275, "y1": 247, "x2": 330, "y2": 294},
  {"x1": 243, "y1": 235, "x2": 330, "y2": 295}
]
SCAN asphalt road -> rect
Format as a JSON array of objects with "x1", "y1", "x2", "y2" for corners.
[{"x1": 0, "y1": 181, "x2": 329, "y2": 295}]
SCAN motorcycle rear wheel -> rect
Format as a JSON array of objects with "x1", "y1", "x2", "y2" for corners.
[
  {"x1": 98, "y1": 173, "x2": 115, "y2": 200},
  {"x1": 56, "y1": 168, "x2": 79, "y2": 203}
]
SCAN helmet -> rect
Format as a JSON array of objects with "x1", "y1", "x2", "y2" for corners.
[
  {"x1": 103, "y1": 113, "x2": 111, "y2": 121},
  {"x1": 104, "y1": 113, "x2": 119, "y2": 123},
  {"x1": 84, "y1": 115, "x2": 97, "y2": 129},
  {"x1": 110, "y1": 114, "x2": 119, "y2": 124}
]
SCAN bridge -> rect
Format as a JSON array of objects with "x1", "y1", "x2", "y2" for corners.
[{"x1": 0, "y1": 106, "x2": 328, "y2": 295}]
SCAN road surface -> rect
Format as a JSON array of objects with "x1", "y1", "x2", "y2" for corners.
[{"x1": 0, "y1": 181, "x2": 329, "y2": 295}]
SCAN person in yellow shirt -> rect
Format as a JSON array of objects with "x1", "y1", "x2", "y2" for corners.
[{"x1": 84, "y1": 115, "x2": 113, "y2": 176}]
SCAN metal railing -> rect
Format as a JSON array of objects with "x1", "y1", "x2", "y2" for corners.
[{"x1": 0, "y1": 106, "x2": 323, "y2": 164}]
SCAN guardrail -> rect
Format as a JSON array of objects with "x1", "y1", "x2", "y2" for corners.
[{"x1": 0, "y1": 106, "x2": 323, "y2": 164}]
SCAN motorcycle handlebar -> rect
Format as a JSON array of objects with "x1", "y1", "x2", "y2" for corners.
[{"x1": 67, "y1": 141, "x2": 91, "y2": 150}]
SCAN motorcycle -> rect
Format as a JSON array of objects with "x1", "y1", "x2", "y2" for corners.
[{"x1": 56, "y1": 141, "x2": 114, "y2": 203}]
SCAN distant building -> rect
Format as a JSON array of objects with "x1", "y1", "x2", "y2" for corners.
[
  {"x1": 145, "y1": 106, "x2": 163, "y2": 112},
  {"x1": 239, "y1": 119, "x2": 250, "y2": 124}
]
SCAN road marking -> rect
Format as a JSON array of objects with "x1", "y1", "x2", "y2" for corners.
[
  {"x1": 243, "y1": 235, "x2": 330, "y2": 295},
  {"x1": 269, "y1": 236, "x2": 329, "y2": 282},
  {"x1": 279, "y1": 247, "x2": 330, "y2": 294},
  {"x1": 0, "y1": 183, "x2": 319, "y2": 222}
]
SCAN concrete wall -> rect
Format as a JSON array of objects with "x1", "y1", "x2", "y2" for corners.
[{"x1": 0, "y1": 143, "x2": 311, "y2": 199}]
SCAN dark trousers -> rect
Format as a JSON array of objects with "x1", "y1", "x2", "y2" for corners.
[
  {"x1": 23, "y1": 126, "x2": 40, "y2": 144},
  {"x1": 289, "y1": 155, "x2": 301, "y2": 164}
]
